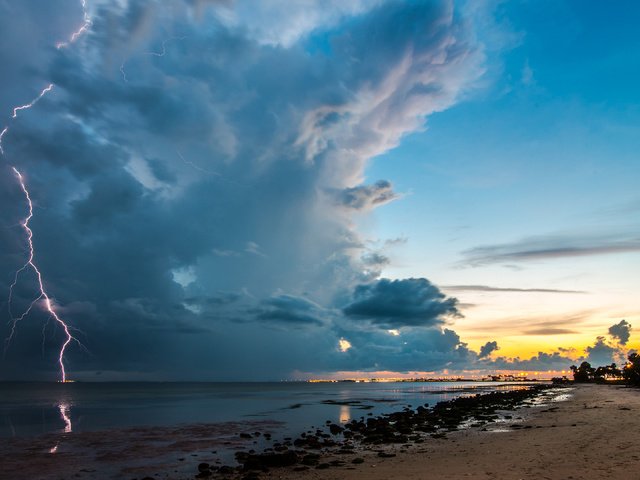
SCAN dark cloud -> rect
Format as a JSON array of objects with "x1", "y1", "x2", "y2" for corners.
[
  {"x1": 443, "y1": 285, "x2": 587, "y2": 294},
  {"x1": 332, "y1": 180, "x2": 399, "y2": 210},
  {"x1": 608, "y1": 319, "x2": 631, "y2": 345},
  {"x1": 478, "y1": 341, "x2": 499, "y2": 358},
  {"x1": 491, "y1": 351, "x2": 576, "y2": 372},
  {"x1": 330, "y1": 326, "x2": 477, "y2": 373},
  {"x1": 183, "y1": 292, "x2": 240, "y2": 307},
  {"x1": 0, "y1": 0, "x2": 486, "y2": 380},
  {"x1": 585, "y1": 336, "x2": 618, "y2": 366},
  {"x1": 342, "y1": 278, "x2": 460, "y2": 329},
  {"x1": 461, "y1": 235, "x2": 640, "y2": 266},
  {"x1": 251, "y1": 294, "x2": 327, "y2": 327}
]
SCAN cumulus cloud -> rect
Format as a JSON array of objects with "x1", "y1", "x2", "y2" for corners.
[
  {"x1": 478, "y1": 340, "x2": 499, "y2": 358},
  {"x1": 331, "y1": 326, "x2": 476, "y2": 373},
  {"x1": 0, "y1": 0, "x2": 486, "y2": 380},
  {"x1": 585, "y1": 336, "x2": 618, "y2": 366},
  {"x1": 342, "y1": 278, "x2": 460, "y2": 329},
  {"x1": 490, "y1": 351, "x2": 576, "y2": 372},
  {"x1": 608, "y1": 319, "x2": 631, "y2": 345}
]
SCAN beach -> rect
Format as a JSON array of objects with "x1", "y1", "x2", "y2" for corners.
[
  {"x1": 1, "y1": 383, "x2": 638, "y2": 479},
  {"x1": 266, "y1": 384, "x2": 639, "y2": 480}
]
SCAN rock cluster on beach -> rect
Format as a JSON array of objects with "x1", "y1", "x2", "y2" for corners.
[{"x1": 190, "y1": 385, "x2": 553, "y2": 479}]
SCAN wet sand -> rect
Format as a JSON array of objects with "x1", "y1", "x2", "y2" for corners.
[{"x1": 267, "y1": 384, "x2": 639, "y2": 480}]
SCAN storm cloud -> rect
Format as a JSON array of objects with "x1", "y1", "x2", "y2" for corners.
[
  {"x1": 0, "y1": 0, "x2": 487, "y2": 380},
  {"x1": 343, "y1": 278, "x2": 461, "y2": 328}
]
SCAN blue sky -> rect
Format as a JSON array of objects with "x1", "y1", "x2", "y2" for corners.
[
  {"x1": 0, "y1": 1, "x2": 637, "y2": 381},
  {"x1": 365, "y1": 0, "x2": 640, "y2": 357}
]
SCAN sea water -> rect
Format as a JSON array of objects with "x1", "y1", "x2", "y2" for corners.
[{"x1": 0, "y1": 381, "x2": 533, "y2": 438}]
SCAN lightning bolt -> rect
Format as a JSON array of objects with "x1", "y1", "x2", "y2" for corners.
[
  {"x1": 2, "y1": 1, "x2": 92, "y2": 382},
  {"x1": 55, "y1": 0, "x2": 92, "y2": 49},
  {"x1": 177, "y1": 150, "x2": 221, "y2": 176},
  {"x1": 120, "y1": 62, "x2": 129, "y2": 83},
  {"x1": 145, "y1": 36, "x2": 186, "y2": 57},
  {"x1": 0, "y1": 84, "x2": 55, "y2": 155},
  {"x1": 6, "y1": 168, "x2": 81, "y2": 382}
]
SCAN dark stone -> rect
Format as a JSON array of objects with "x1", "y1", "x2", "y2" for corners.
[
  {"x1": 329, "y1": 423, "x2": 345, "y2": 435},
  {"x1": 241, "y1": 473, "x2": 260, "y2": 480},
  {"x1": 238, "y1": 451, "x2": 299, "y2": 470},
  {"x1": 301, "y1": 454, "x2": 320, "y2": 466}
]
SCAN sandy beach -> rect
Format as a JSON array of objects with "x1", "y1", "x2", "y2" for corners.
[
  {"x1": 1, "y1": 384, "x2": 638, "y2": 479},
  {"x1": 265, "y1": 384, "x2": 639, "y2": 480}
]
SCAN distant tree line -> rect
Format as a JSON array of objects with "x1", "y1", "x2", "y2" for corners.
[{"x1": 567, "y1": 353, "x2": 640, "y2": 386}]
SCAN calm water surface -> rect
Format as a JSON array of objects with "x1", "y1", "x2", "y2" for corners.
[{"x1": 0, "y1": 381, "x2": 536, "y2": 438}]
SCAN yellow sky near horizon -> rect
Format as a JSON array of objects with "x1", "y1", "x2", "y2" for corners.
[{"x1": 447, "y1": 288, "x2": 639, "y2": 360}]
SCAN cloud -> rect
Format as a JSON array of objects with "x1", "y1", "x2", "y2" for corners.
[
  {"x1": 523, "y1": 328, "x2": 579, "y2": 335},
  {"x1": 491, "y1": 351, "x2": 576, "y2": 372},
  {"x1": 478, "y1": 340, "x2": 499, "y2": 358},
  {"x1": 585, "y1": 336, "x2": 618, "y2": 366},
  {"x1": 331, "y1": 326, "x2": 477, "y2": 373},
  {"x1": 0, "y1": 0, "x2": 486, "y2": 380},
  {"x1": 342, "y1": 278, "x2": 460, "y2": 329},
  {"x1": 608, "y1": 319, "x2": 632, "y2": 345},
  {"x1": 442, "y1": 285, "x2": 587, "y2": 294},
  {"x1": 251, "y1": 294, "x2": 327, "y2": 327},
  {"x1": 332, "y1": 180, "x2": 399, "y2": 210},
  {"x1": 461, "y1": 234, "x2": 640, "y2": 266}
]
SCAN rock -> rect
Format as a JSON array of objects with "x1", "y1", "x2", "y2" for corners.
[
  {"x1": 241, "y1": 473, "x2": 260, "y2": 480},
  {"x1": 329, "y1": 423, "x2": 345, "y2": 435},
  {"x1": 197, "y1": 463, "x2": 210, "y2": 472},
  {"x1": 377, "y1": 452, "x2": 396, "y2": 458},
  {"x1": 238, "y1": 451, "x2": 299, "y2": 470},
  {"x1": 301, "y1": 454, "x2": 320, "y2": 466}
]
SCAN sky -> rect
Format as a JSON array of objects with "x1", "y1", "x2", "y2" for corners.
[{"x1": 0, "y1": 0, "x2": 637, "y2": 381}]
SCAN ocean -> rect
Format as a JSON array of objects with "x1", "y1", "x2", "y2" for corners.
[{"x1": 0, "y1": 381, "x2": 533, "y2": 438}]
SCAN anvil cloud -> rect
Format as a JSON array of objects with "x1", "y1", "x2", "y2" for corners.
[{"x1": 0, "y1": 0, "x2": 490, "y2": 380}]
